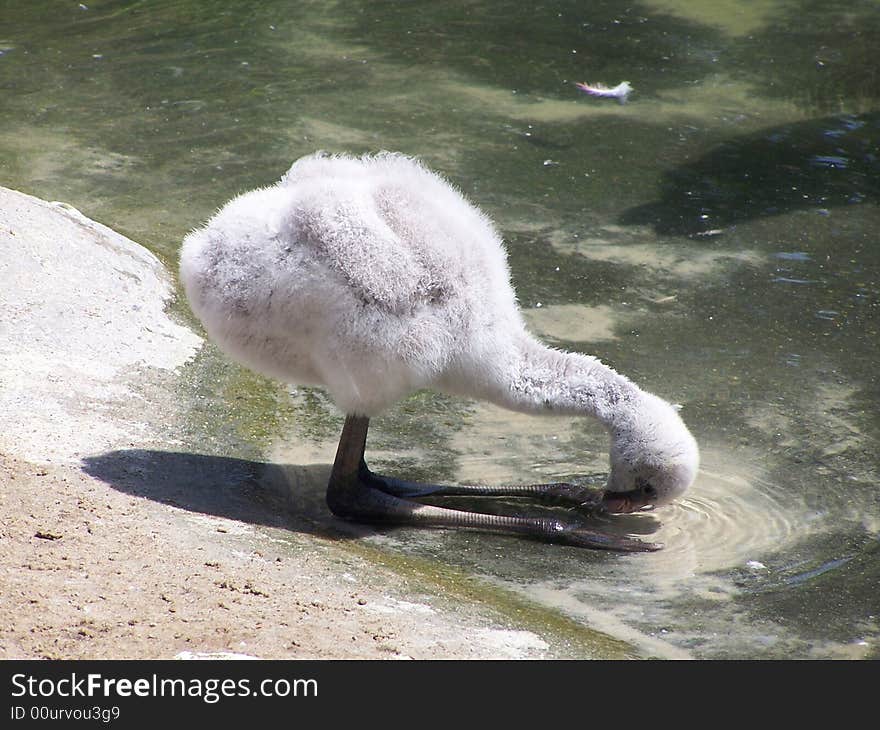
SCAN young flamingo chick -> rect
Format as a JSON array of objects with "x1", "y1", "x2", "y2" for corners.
[{"x1": 179, "y1": 152, "x2": 698, "y2": 551}]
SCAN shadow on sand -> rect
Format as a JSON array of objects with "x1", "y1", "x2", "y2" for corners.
[
  {"x1": 81, "y1": 448, "x2": 660, "y2": 547},
  {"x1": 80, "y1": 448, "x2": 366, "y2": 540}
]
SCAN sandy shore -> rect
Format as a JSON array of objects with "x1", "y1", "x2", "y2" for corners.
[{"x1": 1, "y1": 451, "x2": 562, "y2": 659}]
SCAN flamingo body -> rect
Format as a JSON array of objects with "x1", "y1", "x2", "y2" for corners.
[{"x1": 180, "y1": 152, "x2": 698, "y2": 534}]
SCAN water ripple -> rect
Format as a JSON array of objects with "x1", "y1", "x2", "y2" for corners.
[{"x1": 633, "y1": 456, "x2": 807, "y2": 587}]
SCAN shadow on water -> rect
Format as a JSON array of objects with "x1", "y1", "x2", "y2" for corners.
[
  {"x1": 729, "y1": 0, "x2": 880, "y2": 111},
  {"x1": 619, "y1": 113, "x2": 880, "y2": 236}
]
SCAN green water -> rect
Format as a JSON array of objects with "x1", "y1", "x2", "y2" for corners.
[{"x1": 2, "y1": 0, "x2": 877, "y2": 658}]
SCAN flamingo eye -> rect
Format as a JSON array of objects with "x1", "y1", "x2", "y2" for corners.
[{"x1": 635, "y1": 477, "x2": 657, "y2": 497}]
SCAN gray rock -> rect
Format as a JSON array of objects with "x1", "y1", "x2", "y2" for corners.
[{"x1": 0, "y1": 187, "x2": 202, "y2": 463}]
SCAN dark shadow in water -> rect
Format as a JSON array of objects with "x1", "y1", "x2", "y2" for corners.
[
  {"x1": 729, "y1": 0, "x2": 880, "y2": 112},
  {"x1": 81, "y1": 448, "x2": 657, "y2": 547},
  {"x1": 619, "y1": 113, "x2": 880, "y2": 236}
]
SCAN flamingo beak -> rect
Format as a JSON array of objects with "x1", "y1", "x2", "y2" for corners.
[{"x1": 600, "y1": 489, "x2": 656, "y2": 514}]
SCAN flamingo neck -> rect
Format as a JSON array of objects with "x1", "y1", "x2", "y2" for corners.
[{"x1": 484, "y1": 334, "x2": 643, "y2": 429}]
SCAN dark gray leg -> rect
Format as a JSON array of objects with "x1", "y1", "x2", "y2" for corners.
[{"x1": 325, "y1": 415, "x2": 661, "y2": 552}]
